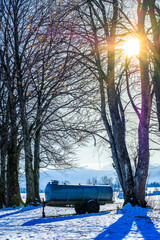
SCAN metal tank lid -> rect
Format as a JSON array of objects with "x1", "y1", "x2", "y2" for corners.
[{"x1": 51, "y1": 180, "x2": 59, "y2": 185}]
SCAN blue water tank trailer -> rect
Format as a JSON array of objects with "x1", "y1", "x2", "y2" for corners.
[{"x1": 44, "y1": 180, "x2": 113, "y2": 215}]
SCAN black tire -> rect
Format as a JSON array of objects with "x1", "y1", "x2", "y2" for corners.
[
  {"x1": 75, "y1": 205, "x2": 86, "y2": 214},
  {"x1": 87, "y1": 200, "x2": 99, "y2": 213}
]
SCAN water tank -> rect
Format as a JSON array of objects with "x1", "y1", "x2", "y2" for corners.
[{"x1": 45, "y1": 180, "x2": 113, "y2": 213}]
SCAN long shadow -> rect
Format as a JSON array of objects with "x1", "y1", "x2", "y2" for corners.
[
  {"x1": 94, "y1": 213, "x2": 160, "y2": 240},
  {"x1": 135, "y1": 216, "x2": 160, "y2": 239},
  {"x1": 23, "y1": 211, "x2": 110, "y2": 226},
  {"x1": 0, "y1": 205, "x2": 41, "y2": 219},
  {"x1": 94, "y1": 213, "x2": 134, "y2": 240}
]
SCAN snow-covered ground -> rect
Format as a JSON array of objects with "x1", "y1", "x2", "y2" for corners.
[{"x1": 0, "y1": 195, "x2": 160, "y2": 240}]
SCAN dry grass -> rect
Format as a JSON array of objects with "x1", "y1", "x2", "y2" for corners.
[{"x1": 146, "y1": 196, "x2": 160, "y2": 210}]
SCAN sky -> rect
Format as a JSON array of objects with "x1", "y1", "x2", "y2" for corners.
[
  {"x1": 76, "y1": 143, "x2": 113, "y2": 170},
  {"x1": 76, "y1": 142, "x2": 160, "y2": 170}
]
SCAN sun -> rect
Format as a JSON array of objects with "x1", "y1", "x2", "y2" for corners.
[{"x1": 122, "y1": 38, "x2": 140, "y2": 56}]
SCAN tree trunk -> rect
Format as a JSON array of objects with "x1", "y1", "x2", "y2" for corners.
[
  {"x1": 17, "y1": 70, "x2": 35, "y2": 204},
  {"x1": 7, "y1": 145, "x2": 22, "y2": 207},
  {"x1": 34, "y1": 125, "x2": 41, "y2": 202},
  {"x1": 0, "y1": 150, "x2": 6, "y2": 208},
  {"x1": 33, "y1": 88, "x2": 42, "y2": 203},
  {"x1": 134, "y1": 121, "x2": 150, "y2": 206},
  {"x1": 154, "y1": 72, "x2": 160, "y2": 131},
  {"x1": 106, "y1": 51, "x2": 135, "y2": 205},
  {"x1": 17, "y1": 78, "x2": 35, "y2": 205},
  {"x1": 24, "y1": 133, "x2": 35, "y2": 204},
  {"x1": 134, "y1": 0, "x2": 152, "y2": 207},
  {"x1": 0, "y1": 120, "x2": 9, "y2": 208},
  {"x1": 148, "y1": 0, "x2": 160, "y2": 131}
]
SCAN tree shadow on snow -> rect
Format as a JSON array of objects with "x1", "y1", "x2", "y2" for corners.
[
  {"x1": 94, "y1": 213, "x2": 160, "y2": 240},
  {"x1": 22, "y1": 211, "x2": 110, "y2": 226},
  {"x1": 0, "y1": 206, "x2": 41, "y2": 219}
]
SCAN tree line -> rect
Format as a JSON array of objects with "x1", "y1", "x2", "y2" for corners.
[
  {"x1": 0, "y1": 0, "x2": 98, "y2": 207},
  {"x1": 1, "y1": 0, "x2": 160, "y2": 208}
]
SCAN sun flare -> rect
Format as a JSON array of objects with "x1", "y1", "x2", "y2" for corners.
[{"x1": 122, "y1": 38, "x2": 140, "y2": 56}]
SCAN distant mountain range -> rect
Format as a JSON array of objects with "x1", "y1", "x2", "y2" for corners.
[
  {"x1": 40, "y1": 167, "x2": 116, "y2": 189},
  {"x1": 19, "y1": 164, "x2": 160, "y2": 191},
  {"x1": 148, "y1": 165, "x2": 160, "y2": 183}
]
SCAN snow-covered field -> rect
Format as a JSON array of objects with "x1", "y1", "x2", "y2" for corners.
[{"x1": 1, "y1": 195, "x2": 160, "y2": 240}]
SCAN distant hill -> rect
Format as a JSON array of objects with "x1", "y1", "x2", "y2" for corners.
[
  {"x1": 148, "y1": 165, "x2": 160, "y2": 183},
  {"x1": 19, "y1": 164, "x2": 160, "y2": 192},
  {"x1": 19, "y1": 167, "x2": 116, "y2": 191},
  {"x1": 39, "y1": 167, "x2": 116, "y2": 189}
]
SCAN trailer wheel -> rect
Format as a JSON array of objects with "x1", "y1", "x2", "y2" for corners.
[
  {"x1": 87, "y1": 200, "x2": 99, "y2": 213},
  {"x1": 75, "y1": 205, "x2": 86, "y2": 214}
]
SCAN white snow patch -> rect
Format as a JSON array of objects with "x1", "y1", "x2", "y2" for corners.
[{"x1": 1, "y1": 197, "x2": 160, "y2": 239}]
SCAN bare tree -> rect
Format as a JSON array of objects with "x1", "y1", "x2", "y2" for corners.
[
  {"x1": 0, "y1": 76, "x2": 8, "y2": 207},
  {"x1": 63, "y1": 0, "x2": 160, "y2": 206},
  {"x1": 0, "y1": 0, "x2": 24, "y2": 206},
  {"x1": 0, "y1": 0, "x2": 95, "y2": 205}
]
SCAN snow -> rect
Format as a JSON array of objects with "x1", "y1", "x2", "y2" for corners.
[{"x1": 0, "y1": 196, "x2": 160, "y2": 239}]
